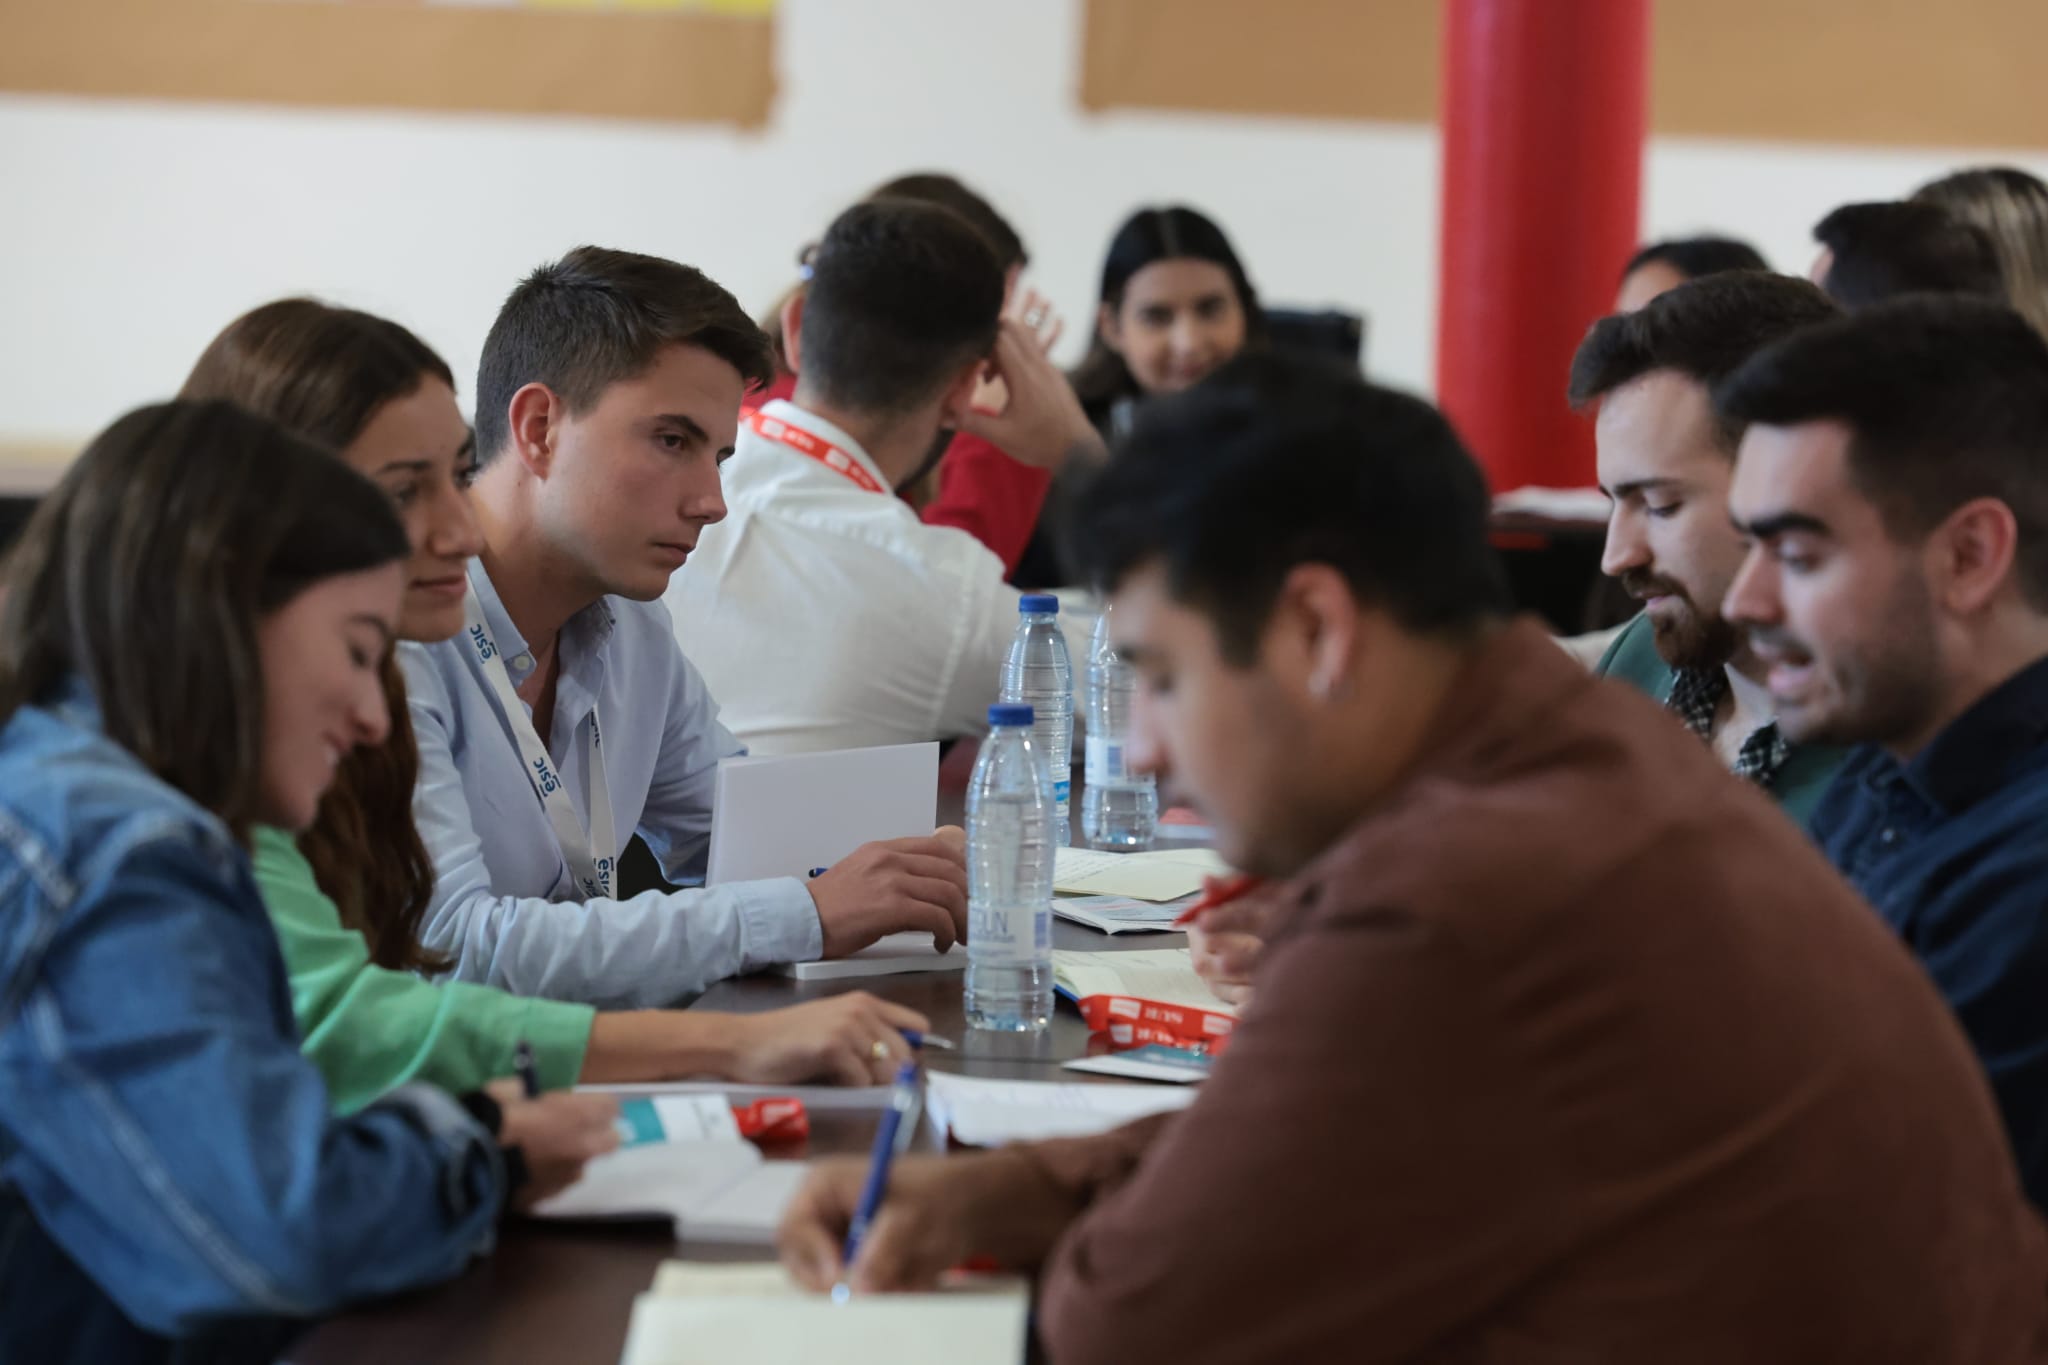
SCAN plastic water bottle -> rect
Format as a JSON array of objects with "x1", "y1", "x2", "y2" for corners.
[
  {"x1": 965, "y1": 703, "x2": 1056, "y2": 1032},
  {"x1": 1081, "y1": 606, "x2": 1158, "y2": 850},
  {"x1": 1000, "y1": 593, "x2": 1074, "y2": 832}
]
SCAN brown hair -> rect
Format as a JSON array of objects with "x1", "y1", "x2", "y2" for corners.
[
  {"x1": 0, "y1": 400, "x2": 410, "y2": 841},
  {"x1": 476, "y1": 246, "x2": 774, "y2": 463},
  {"x1": 182, "y1": 298, "x2": 450, "y2": 970},
  {"x1": 1913, "y1": 167, "x2": 2048, "y2": 340}
]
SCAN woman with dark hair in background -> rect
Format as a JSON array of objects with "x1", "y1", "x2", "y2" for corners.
[
  {"x1": 0, "y1": 400, "x2": 615, "y2": 1364},
  {"x1": 182, "y1": 299, "x2": 937, "y2": 1113},
  {"x1": 1014, "y1": 204, "x2": 1265, "y2": 587}
]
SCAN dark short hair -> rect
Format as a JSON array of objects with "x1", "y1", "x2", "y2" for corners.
[
  {"x1": 476, "y1": 246, "x2": 772, "y2": 462},
  {"x1": 868, "y1": 172, "x2": 1028, "y2": 270},
  {"x1": 1812, "y1": 201, "x2": 2003, "y2": 310},
  {"x1": 1068, "y1": 352, "x2": 1510, "y2": 663},
  {"x1": 0, "y1": 400, "x2": 410, "y2": 842},
  {"x1": 1714, "y1": 295, "x2": 2048, "y2": 608},
  {"x1": 797, "y1": 199, "x2": 1005, "y2": 417},
  {"x1": 1568, "y1": 272, "x2": 1840, "y2": 451},
  {"x1": 1622, "y1": 236, "x2": 1770, "y2": 283}
]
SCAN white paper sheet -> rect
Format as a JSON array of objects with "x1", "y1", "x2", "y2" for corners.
[
  {"x1": 529, "y1": 1138, "x2": 765, "y2": 1222},
  {"x1": 923, "y1": 1071, "x2": 1196, "y2": 1146}
]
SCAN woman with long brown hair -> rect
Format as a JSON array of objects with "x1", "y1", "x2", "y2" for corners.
[
  {"x1": 182, "y1": 299, "x2": 927, "y2": 1112},
  {"x1": 0, "y1": 400, "x2": 615, "y2": 1363}
]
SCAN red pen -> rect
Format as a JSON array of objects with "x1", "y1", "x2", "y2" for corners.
[{"x1": 1172, "y1": 873, "x2": 1268, "y2": 927}]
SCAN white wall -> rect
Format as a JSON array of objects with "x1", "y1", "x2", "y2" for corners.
[{"x1": 2, "y1": 0, "x2": 2046, "y2": 448}]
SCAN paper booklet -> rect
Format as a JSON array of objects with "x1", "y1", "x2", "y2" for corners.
[
  {"x1": 1053, "y1": 947, "x2": 1239, "y2": 1052},
  {"x1": 620, "y1": 1263, "x2": 1030, "y2": 1365}
]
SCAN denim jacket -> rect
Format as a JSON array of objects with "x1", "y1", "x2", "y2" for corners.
[{"x1": 0, "y1": 692, "x2": 507, "y2": 1364}]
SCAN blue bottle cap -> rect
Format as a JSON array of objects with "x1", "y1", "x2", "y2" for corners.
[
  {"x1": 988, "y1": 703, "x2": 1035, "y2": 727},
  {"x1": 1018, "y1": 594, "x2": 1060, "y2": 613}
]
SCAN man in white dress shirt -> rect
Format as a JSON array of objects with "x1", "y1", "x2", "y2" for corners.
[
  {"x1": 665, "y1": 200, "x2": 1101, "y2": 756},
  {"x1": 401, "y1": 245, "x2": 968, "y2": 1009}
]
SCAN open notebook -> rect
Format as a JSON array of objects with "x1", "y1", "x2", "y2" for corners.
[
  {"x1": 1053, "y1": 947, "x2": 1239, "y2": 1051},
  {"x1": 621, "y1": 1263, "x2": 1030, "y2": 1365}
]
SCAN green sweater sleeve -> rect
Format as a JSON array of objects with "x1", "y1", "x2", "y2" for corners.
[{"x1": 252, "y1": 825, "x2": 594, "y2": 1115}]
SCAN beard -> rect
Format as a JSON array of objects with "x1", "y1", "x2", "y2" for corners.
[
  {"x1": 1620, "y1": 567, "x2": 1739, "y2": 670},
  {"x1": 1749, "y1": 571, "x2": 1942, "y2": 750}
]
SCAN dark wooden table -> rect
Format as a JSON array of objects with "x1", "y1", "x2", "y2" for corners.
[{"x1": 296, "y1": 760, "x2": 1187, "y2": 1364}]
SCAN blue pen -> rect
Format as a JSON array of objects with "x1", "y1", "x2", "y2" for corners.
[
  {"x1": 899, "y1": 1028, "x2": 956, "y2": 1051},
  {"x1": 834, "y1": 1058, "x2": 923, "y2": 1303},
  {"x1": 808, "y1": 867, "x2": 829, "y2": 879}
]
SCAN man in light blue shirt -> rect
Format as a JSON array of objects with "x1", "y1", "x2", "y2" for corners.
[{"x1": 402, "y1": 246, "x2": 968, "y2": 1010}]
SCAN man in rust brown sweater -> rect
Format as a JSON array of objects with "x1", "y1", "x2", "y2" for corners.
[{"x1": 778, "y1": 354, "x2": 2048, "y2": 1363}]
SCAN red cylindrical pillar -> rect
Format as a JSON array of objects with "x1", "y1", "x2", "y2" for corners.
[{"x1": 1436, "y1": 0, "x2": 1648, "y2": 491}]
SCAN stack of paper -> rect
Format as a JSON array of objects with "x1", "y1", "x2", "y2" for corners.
[
  {"x1": 1052, "y1": 846, "x2": 1229, "y2": 901},
  {"x1": 621, "y1": 1263, "x2": 1030, "y2": 1365},
  {"x1": 923, "y1": 1071, "x2": 1196, "y2": 1147}
]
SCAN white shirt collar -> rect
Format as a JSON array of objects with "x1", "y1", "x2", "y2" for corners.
[{"x1": 753, "y1": 399, "x2": 894, "y2": 494}]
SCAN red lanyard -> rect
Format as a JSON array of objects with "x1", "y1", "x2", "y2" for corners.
[{"x1": 746, "y1": 408, "x2": 886, "y2": 495}]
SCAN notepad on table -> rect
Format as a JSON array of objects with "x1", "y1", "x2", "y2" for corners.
[
  {"x1": 924, "y1": 1070, "x2": 1196, "y2": 1146},
  {"x1": 1052, "y1": 846, "x2": 1229, "y2": 901},
  {"x1": 620, "y1": 1263, "x2": 1030, "y2": 1365},
  {"x1": 775, "y1": 930, "x2": 965, "y2": 980},
  {"x1": 1053, "y1": 947, "x2": 1239, "y2": 1051},
  {"x1": 530, "y1": 1137, "x2": 808, "y2": 1245}
]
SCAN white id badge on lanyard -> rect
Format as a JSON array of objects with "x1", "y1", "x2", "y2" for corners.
[{"x1": 463, "y1": 587, "x2": 616, "y2": 899}]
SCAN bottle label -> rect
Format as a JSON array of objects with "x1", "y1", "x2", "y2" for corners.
[
  {"x1": 1084, "y1": 735, "x2": 1125, "y2": 786},
  {"x1": 972, "y1": 903, "x2": 1050, "y2": 966},
  {"x1": 1053, "y1": 775, "x2": 1071, "y2": 807}
]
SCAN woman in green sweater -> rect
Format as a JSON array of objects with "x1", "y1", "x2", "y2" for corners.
[{"x1": 182, "y1": 299, "x2": 930, "y2": 1113}]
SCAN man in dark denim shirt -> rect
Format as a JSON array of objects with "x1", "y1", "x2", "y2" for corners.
[{"x1": 1718, "y1": 295, "x2": 2048, "y2": 1206}]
